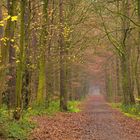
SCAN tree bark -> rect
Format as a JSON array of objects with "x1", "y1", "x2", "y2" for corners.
[
  {"x1": 14, "y1": 0, "x2": 26, "y2": 120},
  {"x1": 37, "y1": 0, "x2": 49, "y2": 104},
  {"x1": 121, "y1": 0, "x2": 135, "y2": 104},
  {"x1": 59, "y1": 0, "x2": 68, "y2": 111}
]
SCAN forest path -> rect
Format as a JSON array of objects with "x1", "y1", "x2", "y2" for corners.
[{"x1": 30, "y1": 96, "x2": 140, "y2": 140}]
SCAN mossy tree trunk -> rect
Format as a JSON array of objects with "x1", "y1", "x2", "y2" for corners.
[
  {"x1": 37, "y1": 0, "x2": 49, "y2": 105},
  {"x1": 14, "y1": 0, "x2": 26, "y2": 120}
]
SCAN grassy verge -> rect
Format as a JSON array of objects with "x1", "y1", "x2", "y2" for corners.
[
  {"x1": 110, "y1": 103, "x2": 140, "y2": 119},
  {"x1": 0, "y1": 105, "x2": 36, "y2": 140},
  {"x1": 0, "y1": 100, "x2": 81, "y2": 139}
]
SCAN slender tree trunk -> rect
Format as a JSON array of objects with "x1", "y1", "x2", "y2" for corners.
[
  {"x1": 23, "y1": 0, "x2": 31, "y2": 109},
  {"x1": 59, "y1": 0, "x2": 68, "y2": 111},
  {"x1": 0, "y1": 1, "x2": 4, "y2": 105},
  {"x1": 7, "y1": 0, "x2": 17, "y2": 108},
  {"x1": 14, "y1": 0, "x2": 26, "y2": 120},
  {"x1": 116, "y1": 58, "x2": 121, "y2": 96},
  {"x1": 0, "y1": 0, "x2": 17, "y2": 107},
  {"x1": 46, "y1": 0, "x2": 55, "y2": 107},
  {"x1": 37, "y1": 0, "x2": 49, "y2": 104},
  {"x1": 135, "y1": 0, "x2": 140, "y2": 98}
]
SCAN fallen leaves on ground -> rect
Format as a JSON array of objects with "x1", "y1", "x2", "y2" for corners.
[{"x1": 30, "y1": 96, "x2": 140, "y2": 140}]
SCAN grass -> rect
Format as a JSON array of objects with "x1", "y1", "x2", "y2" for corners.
[
  {"x1": 24, "y1": 101, "x2": 60, "y2": 117},
  {"x1": 110, "y1": 102, "x2": 121, "y2": 109},
  {"x1": 0, "y1": 105, "x2": 36, "y2": 140},
  {"x1": 68, "y1": 101, "x2": 81, "y2": 113},
  {"x1": 110, "y1": 102, "x2": 140, "y2": 119},
  {"x1": 121, "y1": 104, "x2": 140, "y2": 116},
  {"x1": 0, "y1": 100, "x2": 81, "y2": 139}
]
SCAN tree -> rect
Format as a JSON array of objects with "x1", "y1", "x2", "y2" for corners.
[
  {"x1": 15, "y1": 0, "x2": 26, "y2": 119},
  {"x1": 59, "y1": 0, "x2": 68, "y2": 111},
  {"x1": 37, "y1": 0, "x2": 49, "y2": 105}
]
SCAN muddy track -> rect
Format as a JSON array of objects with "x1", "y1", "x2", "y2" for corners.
[{"x1": 30, "y1": 96, "x2": 140, "y2": 140}]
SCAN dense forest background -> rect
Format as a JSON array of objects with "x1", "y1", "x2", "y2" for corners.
[
  {"x1": 0, "y1": 0, "x2": 140, "y2": 138},
  {"x1": 0, "y1": 0, "x2": 93, "y2": 120}
]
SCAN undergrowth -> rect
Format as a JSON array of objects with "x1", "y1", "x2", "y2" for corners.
[
  {"x1": 0, "y1": 100, "x2": 81, "y2": 139},
  {"x1": 110, "y1": 102, "x2": 140, "y2": 119},
  {"x1": 121, "y1": 104, "x2": 140, "y2": 116},
  {"x1": 0, "y1": 105, "x2": 36, "y2": 140},
  {"x1": 68, "y1": 101, "x2": 81, "y2": 113}
]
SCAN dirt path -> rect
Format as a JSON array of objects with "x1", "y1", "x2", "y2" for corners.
[{"x1": 30, "y1": 96, "x2": 140, "y2": 140}]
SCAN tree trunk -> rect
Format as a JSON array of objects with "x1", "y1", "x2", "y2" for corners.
[
  {"x1": 37, "y1": 0, "x2": 49, "y2": 104},
  {"x1": 14, "y1": 0, "x2": 26, "y2": 120},
  {"x1": 135, "y1": 0, "x2": 140, "y2": 98},
  {"x1": 7, "y1": 0, "x2": 17, "y2": 108},
  {"x1": 0, "y1": 1, "x2": 4, "y2": 105},
  {"x1": 121, "y1": 56, "x2": 134, "y2": 104},
  {"x1": 59, "y1": 0, "x2": 68, "y2": 111},
  {"x1": 121, "y1": 0, "x2": 135, "y2": 105}
]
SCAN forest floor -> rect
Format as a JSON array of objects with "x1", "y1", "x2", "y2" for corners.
[{"x1": 30, "y1": 96, "x2": 140, "y2": 140}]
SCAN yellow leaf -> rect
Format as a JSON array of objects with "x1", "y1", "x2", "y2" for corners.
[
  {"x1": 0, "y1": 23, "x2": 4, "y2": 27},
  {"x1": 11, "y1": 16, "x2": 18, "y2": 21},
  {"x1": 11, "y1": 39, "x2": 14, "y2": 42},
  {"x1": 16, "y1": 60, "x2": 20, "y2": 63},
  {"x1": 4, "y1": 15, "x2": 11, "y2": 21}
]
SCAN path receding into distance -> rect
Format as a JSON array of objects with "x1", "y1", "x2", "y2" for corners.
[{"x1": 30, "y1": 96, "x2": 140, "y2": 140}]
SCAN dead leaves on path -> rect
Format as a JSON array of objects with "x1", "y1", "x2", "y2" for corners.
[
  {"x1": 29, "y1": 112, "x2": 91, "y2": 140},
  {"x1": 30, "y1": 96, "x2": 140, "y2": 140},
  {"x1": 114, "y1": 110, "x2": 140, "y2": 139}
]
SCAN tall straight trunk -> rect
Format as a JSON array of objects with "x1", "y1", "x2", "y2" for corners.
[
  {"x1": 23, "y1": 0, "x2": 31, "y2": 109},
  {"x1": 121, "y1": 56, "x2": 132, "y2": 104},
  {"x1": 121, "y1": 0, "x2": 135, "y2": 104},
  {"x1": 29, "y1": 0, "x2": 38, "y2": 106},
  {"x1": 14, "y1": 0, "x2": 26, "y2": 119},
  {"x1": 7, "y1": 0, "x2": 17, "y2": 108},
  {"x1": 135, "y1": 0, "x2": 140, "y2": 98},
  {"x1": 105, "y1": 65, "x2": 109, "y2": 101},
  {"x1": 115, "y1": 0, "x2": 121, "y2": 98},
  {"x1": 46, "y1": 0, "x2": 55, "y2": 107},
  {"x1": 0, "y1": 0, "x2": 16, "y2": 107},
  {"x1": 59, "y1": 0, "x2": 68, "y2": 111},
  {"x1": 0, "y1": 1, "x2": 3, "y2": 37},
  {"x1": 0, "y1": 1, "x2": 4, "y2": 105},
  {"x1": 116, "y1": 57, "x2": 121, "y2": 96},
  {"x1": 37, "y1": 0, "x2": 49, "y2": 104}
]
